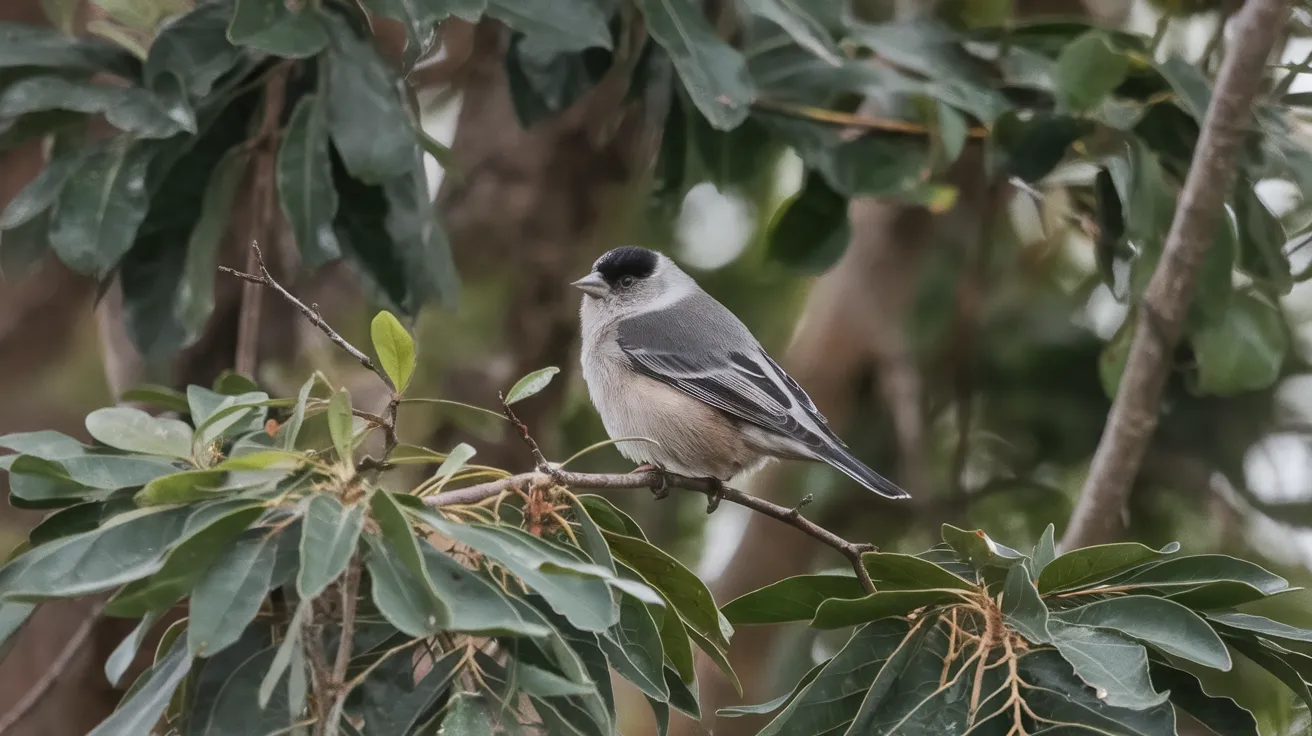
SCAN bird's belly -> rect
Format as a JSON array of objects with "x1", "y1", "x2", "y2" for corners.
[{"x1": 582, "y1": 357, "x2": 760, "y2": 480}]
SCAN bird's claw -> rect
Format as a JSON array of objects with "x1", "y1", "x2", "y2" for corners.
[
  {"x1": 634, "y1": 465, "x2": 669, "y2": 500},
  {"x1": 704, "y1": 479, "x2": 724, "y2": 514}
]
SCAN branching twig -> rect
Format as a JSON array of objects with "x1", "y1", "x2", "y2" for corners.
[
  {"x1": 425, "y1": 469, "x2": 878, "y2": 594},
  {"x1": 0, "y1": 603, "x2": 105, "y2": 735},
  {"x1": 499, "y1": 393, "x2": 551, "y2": 474},
  {"x1": 1063, "y1": 0, "x2": 1291, "y2": 550}
]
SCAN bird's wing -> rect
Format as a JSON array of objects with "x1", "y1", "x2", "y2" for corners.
[{"x1": 615, "y1": 299, "x2": 841, "y2": 454}]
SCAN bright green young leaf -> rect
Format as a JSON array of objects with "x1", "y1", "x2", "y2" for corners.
[
  {"x1": 1190, "y1": 289, "x2": 1288, "y2": 396},
  {"x1": 370, "y1": 311, "x2": 416, "y2": 392},
  {"x1": 1052, "y1": 595, "x2": 1230, "y2": 670},
  {"x1": 636, "y1": 0, "x2": 754, "y2": 130},
  {"x1": 87, "y1": 635, "x2": 191, "y2": 736},
  {"x1": 722, "y1": 574, "x2": 866, "y2": 625},
  {"x1": 277, "y1": 93, "x2": 340, "y2": 269},
  {"x1": 940, "y1": 524, "x2": 1026, "y2": 576},
  {"x1": 297, "y1": 494, "x2": 366, "y2": 599},
  {"x1": 47, "y1": 138, "x2": 156, "y2": 275},
  {"x1": 1047, "y1": 619, "x2": 1169, "y2": 710},
  {"x1": 505, "y1": 366, "x2": 560, "y2": 405},
  {"x1": 861, "y1": 552, "x2": 976, "y2": 592},
  {"x1": 810, "y1": 588, "x2": 964, "y2": 630},
  {"x1": 327, "y1": 388, "x2": 354, "y2": 462},
  {"x1": 1054, "y1": 31, "x2": 1128, "y2": 111},
  {"x1": 1037, "y1": 540, "x2": 1177, "y2": 593},
  {"x1": 227, "y1": 0, "x2": 328, "y2": 57},
  {"x1": 189, "y1": 530, "x2": 280, "y2": 657}
]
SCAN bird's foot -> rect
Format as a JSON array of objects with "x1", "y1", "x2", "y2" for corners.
[
  {"x1": 633, "y1": 464, "x2": 670, "y2": 500},
  {"x1": 703, "y1": 478, "x2": 725, "y2": 514}
]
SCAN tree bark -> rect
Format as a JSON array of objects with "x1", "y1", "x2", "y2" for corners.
[{"x1": 1063, "y1": 0, "x2": 1291, "y2": 550}]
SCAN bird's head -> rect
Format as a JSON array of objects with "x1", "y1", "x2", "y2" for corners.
[{"x1": 572, "y1": 246, "x2": 688, "y2": 317}]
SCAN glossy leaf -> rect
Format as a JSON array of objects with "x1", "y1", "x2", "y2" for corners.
[
  {"x1": 1037, "y1": 540, "x2": 1176, "y2": 593},
  {"x1": 600, "y1": 594, "x2": 668, "y2": 701},
  {"x1": 420, "y1": 544, "x2": 551, "y2": 636},
  {"x1": 189, "y1": 530, "x2": 280, "y2": 657},
  {"x1": 1047, "y1": 618, "x2": 1169, "y2": 710},
  {"x1": 1020, "y1": 649, "x2": 1177, "y2": 734},
  {"x1": 277, "y1": 93, "x2": 340, "y2": 269},
  {"x1": 227, "y1": 0, "x2": 328, "y2": 57},
  {"x1": 1206, "y1": 612, "x2": 1312, "y2": 644},
  {"x1": 861, "y1": 552, "x2": 975, "y2": 592},
  {"x1": 370, "y1": 311, "x2": 416, "y2": 391},
  {"x1": 324, "y1": 13, "x2": 416, "y2": 182},
  {"x1": 1054, "y1": 31, "x2": 1128, "y2": 111},
  {"x1": 88, "y1": 635, "x2": 191, "y2": 736},
  {"x1": 1149, "y1": 661, "x2": 1259, "y2": 736},
  {"x1": 1001, "y1": 563, "x2": 1051, "y2": 644},
  {"x1": 636, "y1": 0, "x2": 753, "y2": 130},
  {"x1": 722, "y1": 573, "x2": 865, "y2": 625},
  {"x1": 1052, "y1": 595, "x2": 1230, "y2": 669},
  {"x1": 810, "y1": 588, "x2": 964, "y2": 629},
  {"x1": 0, "y1": 76, "x2": 188, "y2": 138},
  {"x1": 85, "y1": 407, "x2": 192, "y2": 459},
  {"x1": 297, "y1": 495, "x2": 366, "y2": 599},
  {"x1": 47, "y1": 139, "x2": 156, "y2": 275},
  {"x1": 604, "y1": 531, "x2": 727, "y2": 650},
  {"x1": 327, "y1": 388, "x2": 354, "y2": 462},
  {"x1": 505, "y1": 366, "x2": 559, "y2": 404},
  {"x1": 487, "y1": 0, "x2": 611, "y2": 55},
  {"x1": 363, "y1": 533, "x2": 445, "y2": 637}
]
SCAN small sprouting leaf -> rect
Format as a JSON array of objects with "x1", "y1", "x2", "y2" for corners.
[
  {"x1": 87, "y1": 635, "x2": 191, "y2": 736},
  {"x1": 297, "y1": 495, "x2": 366, "y2": 599},
  {"x1": 189, "y1": 530, "x2": 280, "y2": 657},
  {"x1": 431, "y1": 442, "x2": 476, "y2": 487},
  {"x1": 505, "y1": 366, "x2": 559, "y2": 405},
  {"x1": 635, "y1": 0, "x2": 754, "y2": 130},
  {"x1": 722, "y1": 574, "x2": 866, "y2": 625},
  {"x1": 327, "y1": 388, "x2": 354, "y2": 462},
  {"x1": 1054, "y1": 31, "x2": 1128, "y2": 111},
  {"x1": 940, "y1": 524, "x2": 1026, "y2": 577},
  {"x1": 370, "y1": 311, "x2": 416, "y2": 392}
]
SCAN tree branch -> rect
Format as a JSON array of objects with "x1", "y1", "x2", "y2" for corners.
[
  {"x1": 322, "y1": 557, "x2": 360, "y2": 736},
  {"x1": 424, "y1": 469, "x2": 878, "y2": 594},
  {"x1": 0, "y1": 604, "x2": 105, "y2": 735},
  {"x1": 1062, "y1": 0, "x2": 1290, "y2": 550}
]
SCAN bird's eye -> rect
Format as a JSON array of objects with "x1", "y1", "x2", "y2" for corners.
[{"x1": 619, "y1": 275, "x2": 636, "y2": 288}]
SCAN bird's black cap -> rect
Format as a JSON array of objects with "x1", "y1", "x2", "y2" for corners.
[{"x1": 594, "y1": 246, "x2": 658, "y2": 286}]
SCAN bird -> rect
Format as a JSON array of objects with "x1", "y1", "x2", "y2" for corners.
[{"x1": 573, "y1": 245, "x2": 910, "y2": 509}]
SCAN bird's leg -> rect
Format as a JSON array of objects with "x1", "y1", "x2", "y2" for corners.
[
  {"x1": 702, "y1": 478, "x2": 725, "y2": 514},
  {"x1": 632, "y1": 464, "x2": 669, "y2": 500}
]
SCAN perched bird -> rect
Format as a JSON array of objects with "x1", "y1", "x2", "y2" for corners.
[{"x1": 573, "y1": 246, "x2": 910, "y2": 506}]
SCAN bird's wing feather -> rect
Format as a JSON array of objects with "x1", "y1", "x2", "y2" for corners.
[{"x1": 615, "y1": 298, "x2": 841, "y2": 454}]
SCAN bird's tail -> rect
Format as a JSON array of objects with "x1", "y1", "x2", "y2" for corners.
[{"x1": 818, "y1": 445, "x2": 910, "y2": 499}]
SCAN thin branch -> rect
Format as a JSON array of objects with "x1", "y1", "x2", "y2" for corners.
[
  {"x1": 234, "y1": 67, "x2": 288, "y2": 378},
  {"x1": 322, "y1": 557, "x2": 361, "y2": 736},
  {"x1": 425, "y1": 469, "x2": 878, "y2": 594},
  {"x1": 500, "y1": 393, "x2": 551, "y2": 473},
  {"x1": 0, "y1": 603, "x2": 105, "y2": 735},
  {"x1": 1063, "y1": 0, "x2": 1291, "y2": 550},
  {"x1": 753, "y1": 99, "x2": 989, "y2": 139}
]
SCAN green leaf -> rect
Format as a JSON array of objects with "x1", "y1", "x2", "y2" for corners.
[
  {"x1": 604, "y1": 531, "x2": 726, "y2": 650},
  {"x1": 179, "y1": 147, "x2": 249, "y2": 352},
  {"x1": 636, "y1": 0, "x2": 753, "y2": 130},
  {"x1": 431, "y1": 442, "x2": 476, "y2": 487},
  {"x1": 1032, "y1": 523, "x2": 1057, "y2": 577},
  {"x1": 1047, "y1": 618, "x2": 1169, "y2": 710},
  {"x1": 861, "y1": 552, "x2": 976, "y2": 592},
  {"x1": 991, "y1": 111, "x2": 1092, "y2": 184},
  {"x1": 1190, "y1": 290, "x2": 1288, "y2": 396},
  {"x1": 0, "y1": 603, "x2": 34, "y2": 649},
  {"x1": 189, "y1": 530, "x2": 280, "y2": 657},
  {"x1": 1020, "y1": 649, "x2": 1178, "y2": 735},
  {"x1": 1224, "y1": 636, "x2": 1312, "y2": 711},
  {"x1": 142, "y1": 1, "x2": 242, "y2": 103},
  {"x1": 1235, "y1": 180, "x2": 1291, "y2": 293},
  {"x1": 281, "y1": 377, "x2": 316, "y2": 452},
  {"x1": 1037, "y1": 540, "x2": 1176, "y2": 593},
  {"x1": 327, "y1": 388, "x2": 354, "y2": 462},
  {"x1": 1105, "y1": 554, "x2": 1287, "y2": 596},
  {"x1": 106, "y1": 610, "x2": 162, "y2": 687},
  {"x1": 740, "y1": 0, "x2": 840, "y2": 64},
  {"x1": 487, "y1": 0, "x2": 612, "y2": 55},
  {"x1": 811, "y1": 588, "x2": 964, "y2": 629},
  {"x1": 840, "y1": 618, "x2": 959, "y2": 734},
  {"x1": 85, "y1": 407, "x2": 193, "y2": 459},
  {"x1": 227, "y1": 0, "x2": 328, "y2": 57},
  {"x1": 188, "y1": 387, "x2": 272, "y2": 446},
  {"x1": 505, "y1": 366, "x2": 559, "y2": 405},
  {"x1": 1001, "y1": 564, "x2": 1051, "y2": 644},
  {"x1": 297, "y1": 495, "x2": 366, "y2": 599},
  {"x1": 359, "y1": 647, "x2": 462, "y2": 735},
  {"x1": 441, "y1": 692, "x2": 495, "y2": 734},
  {"x1": 7, "y1": 455, "x2": 99, "y2": 506},
  {"x1": 601, "y1": 594, "x2": 669, "y2": 701},
  {"x1": 324, "y1": 13, "x2": 416, "y2": 182},
  {"x1": 504, "y1": 35, "x2": 608, "y2": 128},
  {"x1": 0, "y1": 146, "x2": 89, "y2": 230},
  {"x1": 1052, "y1": 595, "x2": 1230, "y2": 670},
  {"x1": 568, "y1": 497, "x2": 616, "y2": 574},
  {"x1": 940, "y1": 524, "x2": 1026, "y2": 578},
  {"x1": 759, "y1": 619, "x2": 915, "y2": 735},
  {"x1": 106, "y1": 501, "x2": 264, "y2": 616},
  {"x1": 370, "y1": 311, "x2": 416, "y2": 391},
  {"x1": 259, "y1": 598, "x2": 308, "y2": 707},
  {"x1": 578, "y1": 494, "x2": 646, "y2": 539},
  {"x1": 1156, "y1": 55, "x2": 1211, "y2": 121},
  {"x1": 419, "y1": 544, "x2": 551, "y2": 636},
  {"x1": 189, "y1": 642, "x2": 294, "y2": 735},
  {"x1": 0, "y1": 76, "x2": 189, "y2": 138},
  {"x1": 766, "y1": 170, "x2": 849, "y2": 273},
  {"x1": 277, "y1": 93, "x2": 340, "y2": 270},
  {"x1": 1149, "y1": 661, "x2": 1259, "y2": 736},
  {"x1": 1054, "y1": 31, "x2": 1128, "y2": 111},
  {"x1": 0, "y1": 22, "x2": 139, "y2": 76},
  {"x1": 656, "y1": 584, "x2": 694, "y2": 684},
  {"x1": 47, "y1": 138, "x2": 157, "y2": 275},
  {"x1": 16, "y1": 453, "x2": 178, "y2": 494},
  {"x1": 415, "y1": 512, "x2": 617, "y2": 633},
  {"x1": 88, "y1": 635, "x2": 191, "y2": 736},
  {"x1": 364, "y1": 533, "x2": 445, "y2": 637},
  {"x1": 722, "y1": 573, "x2": 865, "y2": 625},
  {"x1": 0, "y1": 430, "x2": 87, "y2": 461},
  {"x1": 134, "y1": 469, "x2": 227, "y2": 506},
  {"x1": 718, "y1": 658, "x2": 825, "y2": 718},
  {"x1": 0, "y1": 506, "x2": 190, "y2": 600},
  {"x1": 1206, "y1": 612, "x2": 1312, "y2": 644},
  {"x1": 686, "y1": 625, "x2": 740, "y2": 696}
]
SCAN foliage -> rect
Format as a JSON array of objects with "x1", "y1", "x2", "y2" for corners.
[{"x1": 1, "y1": 310, "x2": 1309, "y2": 734}]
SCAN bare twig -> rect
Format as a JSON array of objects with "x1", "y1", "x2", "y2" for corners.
[
  {"x1": 322, "y1": 558, "x2": 361, "y2": 736},
  {"x1": 1063, "y1": 0, "x2": 1291, "y2": 550},
  {"x1": 0, "y1": 603, "x2": 105, "y2": 735},
  {"x1": 234, "y1": 67, "x2": 288, "y2": 378},
  {"x1": 753, "y1": 99, "x2": 989, "y2": 139},
  {"x1": 425, "y1": 469, "x2": 878, "y2": 594},
  {"x1": 500, "y1": 393, "x2": 551, "y2": 474}
]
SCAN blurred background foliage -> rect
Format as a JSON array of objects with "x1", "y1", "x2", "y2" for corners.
[{"x1": 3, "y1": 0, "x2": 1312, "y2": 733}]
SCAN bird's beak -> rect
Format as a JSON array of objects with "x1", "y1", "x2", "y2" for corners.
[{"x1": 571, "y1": 272, "x2": 610, "y2": 298}]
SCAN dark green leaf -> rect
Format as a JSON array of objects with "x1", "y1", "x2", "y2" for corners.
[
  {"x1": 1105, "y1": 554, "x2": 1287, "y2": 595},
  {"x1": 766, "y1": 170, "x2": 849, "y2": 273},
  {"x1": 940, "y1": 524, "x2": 1026, "y2": 577},
  {"x1": 370, "y1": 311, "x2": 416, "y2": 391},
  {"x1": 277, "y1": 93, "x2": 340, "y2": 269},
  {"x1": 811, "y1": 588, "x2": 964, "y2": 629},
  {"x1": 656, "y1": 583, "x2": 694, "y2": 683},
  {"x1": 28, "y1": 502, "x2": 101, "y2": 545},
  {"x1": 992, "y1": 111, "x2": 1092, "y2": 183},
  {"x1": 636, "y1": 0, "x2": 753, "y2": 130},
  {"x1": 47, "y1": 139, "x2": 157, "y2": 275},
  {"x1": 1235, "y1": 180, "x2": 1291, "y2": 293},
  {"x1": 143, "y1": 2, "x2": 242, "y2": 103},
  {"x1": 359, "y1": 647, "x2": 461, "y2": 734},
  {"x1": 1047, "y1": 618, "x2": 1169, "y2": 710},
  {"x1": 818, "y1": 135, "x2": 930, "y2": 197},
  {"x1": 107, "y1": 611, "x2": 162, "y2": 687},
  {"x1": 227, "y1": 0, "x2": 328, "y2": 57},
  {"x1": 1032, "y1": 523, "x2": 1056, "y2": 578},
  {"x1": 686, "y1": 625, "x2": 740, "y2": 696},
  {"x1": 189, "y1": 530, "x2": 280, "y2": 657},
  {"x1": 578, "y1": 494, "x2": 646, "y2": 539},
  {"x1": 85, "y1": 406, "x2": 192, "y2": 459},
  {"x1": 861, "y1": 552, "x2": 976, "y2": 592},
  {"x1": 487, "y1": 0, "x2": 612, "y2": 55},
  {"x1": 1054, "y1": 31, "x2": 1128, "y2": 111},
  {"x1": 324, "y1": 13, "x2": 416, "y2": 182},
  {"x1": 1190, "y1": 290, "x2": 1288, "y2": 396},
  {"x1": 1225, "y1": 636, "x2": 1312, "y2": 711},
  {"x1": 718, "y1": 658, "x2": 825, "y2": 718},
  {"x1": 1052, "y1": 595, "x2": 1230, "y2": 670},
  {"x1": 176, "y1": 146, "x2": 248, "y2": 352},
  {"x1": 1037, "y1": 540, "x2": 1176, "y2": 593},
  {"x1": 0, "y1": 506, "x2": 190, "y2": 600},
  {"x1": 364, "y1": 533, "x2": 446, "y2": 637},
  {"x1": 7, "y1": 455, "x2": 99, "y2": 505},
  {"x1": 259, "y1": 598, "x2": 307, "y2": 707},
  {"x1": 0, "y1": 76, "x2": 189, "y2": 138},
  {"x1": 740, "y1": 0, "x2": 839, "y2": 64},
  {"x1": 1149, "y1": 660, "x2": 1258, "y2": 736},
  {"x1": 722, "y1": 573, "x2": 865, "y2": 625},
  {"x1": 604, "y1": 531, "x2": 726, "y2": 649},
  {"x1": 189, "y1": 643, "x2": 294, "y2": 735},
  {"x1": 840, "y1": 618, "x2": 961, "y2": 734},
  {"x1": 0, "y1": 22, "x2": 139, "y2": 76},
  {"x1": 505, "y1": 366, "x2": 559, "y2": 404},
  {"x1": 88, "y1": 635, "x2": 191, "y2": 736},
  {"x1": 1001, "y1": 564, "x2": 1051, "y2": 644},
  {"x1": 0, "y1": 146, "x2": 89, "y2": 230},
  {"x1": 601, "y1": 594, "x2": 668, "y2": 701},
  {"x1": 1020, "y1": 649, "x2": 1178, "y2": 735},
  {"x1": 569, "y1": 497, "x2": 616, "y2": 574},
  {"x1": 1206, "y1": 612, "x2": 1312, "y2": 644},
  {"x1": 297, "y1": 494, "x2": 366, "y2": 598}
]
